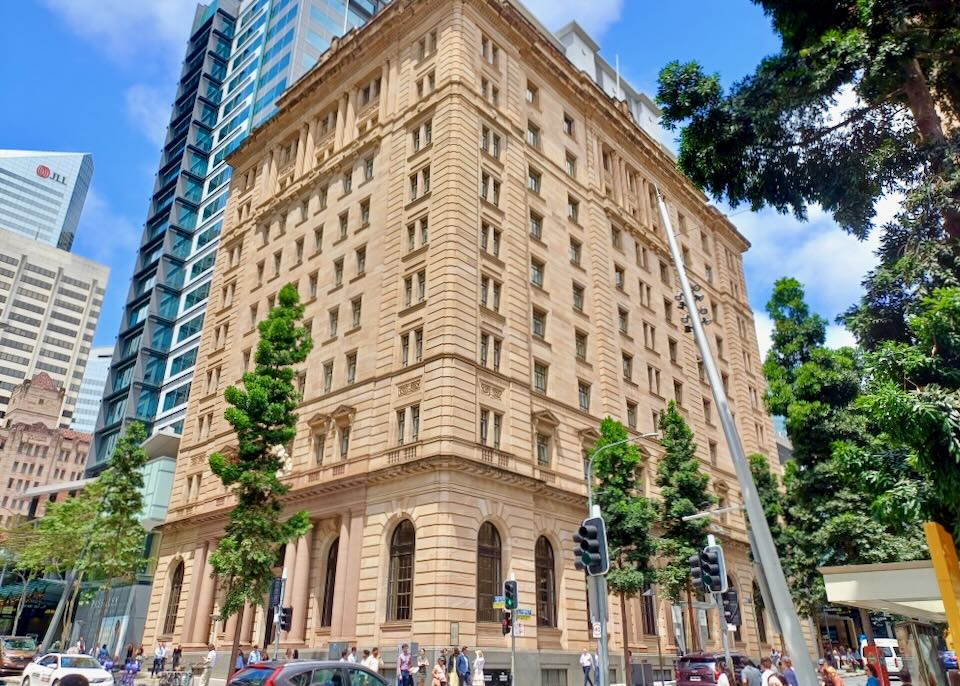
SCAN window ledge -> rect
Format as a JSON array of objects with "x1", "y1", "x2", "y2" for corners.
[
  {"x1": 403, "y1": 244, "x2": 429, "y2": 263},
  {"x1": 344, "y1": 326, "x2": 361, "y2": 337},
  {"x1": 399, "y1": 300, "x2": 427, "y2": 317},
  {"x1": 328, "y1": 284, "x2": 343, "y2": 295},
  {"x1": 408, "y1": 142, "x2": 433, "y2": 163},
  {"x1": 405, "y1": 191, "x2": 432, "y2": 210},
  {"x1": 350, "y1": 273, "x2": 366, "y2": 284}
]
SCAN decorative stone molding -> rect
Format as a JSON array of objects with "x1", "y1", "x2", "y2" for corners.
[
  {"x1": 397, "y1": 379, "x2": 421, "y2": 397},
  {"x1": 480, "y1": 381, "x2": 503, "y2": 399}
]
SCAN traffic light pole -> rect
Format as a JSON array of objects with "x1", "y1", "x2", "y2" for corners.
[
  {"x1": 590, "y1": 505, "x2": 611, "y2": 686},
  {"x1": 274, "y1": 566, "x2": 287, "y2": 660},
  {"x1": 656, "y1": 190, "x2": 818, "y2": 686},
  {"x1": 715, "y1": 591, "x2": 733, "y2": 674}
]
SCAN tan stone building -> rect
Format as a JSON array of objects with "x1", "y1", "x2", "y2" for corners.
[
  {"x1": 0, "y1": 373, "x2": 90, "y2": 525},
  {"x1": 143, "y1": 1, "x2": 785, "y2": 681}
]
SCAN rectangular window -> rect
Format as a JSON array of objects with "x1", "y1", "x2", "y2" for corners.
[
  {"x1": 295, "y1": 238, "x2": 304, "y2": 264},
  {"x1": 329, "y1": 308, "x2": 339, "y2": 337},
  {"x1": 364, "y1": 157, "x2": 374, "y2": 181},
  {"x1": 569, "y1": 238, "x2": 582, "y2": 266},
  {"x1": 360, "y1": 199, "x2": 370, "y2": 227},
  {"x1": 659, "y1": 260, "x2": 671, "y2": 285},
  {"x1": 346, "y1": 352, "x2": 357, "y2": 384},
  {"x1": 532, "y1": 308, "x2": 546, "y2": 339},
  {"x1": 323, "y1": 362, "x2": 334, "y2": 392},
  {"x1": 480, "y1": 408, "x2": 490, "y2": 445},
  {"x1": 578, "y1": 381, "x2": 590, "y2": 411},
  {"x1": 526, "y1": 121, "x2": 540, "y2": 148},
  {"x1": 351, "y1": 297, "x2": 362, "y2": 328},
  {"x1": 664, "y1": 298, "x2": 674, "y2": 323},
  {"x1": 647, "y1": 365, "x2": 661, "y2": 395},
  {"x1": 309, "y1": 272, "x2": 318, "y2": 299},
  {"x1": 531, "y1": 259, "x2": 544, "y2": 288},
  {"x1": 526, "y1": 81, "x2": 538, "y2": 105},
  {"x1": 565, "y1": 152, "x2": 577, "y2": 177},
  {"x1": 674, "y1": 380, "x2": 684, "y2": 405},
  {"x1": 643, "y1": 322, "x2": 657, "y2": 350},
  {"x1": 417, "y1": 270, "x2": 426, "y2": 302},
  {"x1": 611, "y1": 226, "x2": 623, "y2": 250},
  {"x1": 618, "y1": 308, "x2": 629, "y2": 335},
  {"x1": 534, "y1": 362, "x2": 548, "y2": 393},
  {"x1": 411, "y1": 404, "x2": 421, "y2": 441},
  {"x1": 572, "y1": 283, "x2": 585, "y2": 311},
  {"x1": 339, "y1": 212, "x2": 349, "y2": 239},
  {"x1": 614, "y1": 266, "x2": 625, "y2": 290},
  {"x1": 356, "y1": 246, "x2": 366, "y2": 275},
  {"x1": 342, "y1": 170, "x2": 352, "y2": 194},
  {"x1": 575, "y1": 330, "x2": 587, "y2": 360},
  {"x1": 339, "y1": 427, "x2": 350, "y2": 458},
  {"x1": 529, "y1": 211, "x2": 543, "y2": 240},
  {"x1": 527, "y1": 167, "x2": 542, "y2": 194},
  {"x1": 709, "y1": 440, "x2": 718, "y2": 464},
  {"x1": 536, "y1": 433, "x2": 550, "y2": 466},
  {"x1": 397, "y1": 409, "x2": 406, "y2": 446},
  {"x1": 567, "y1": 196, "x2": 579, "y2": 223},
  {"x1": 480, "y1": 222, "x2": 501, "y2": 257},
  {"x1": 669, "y1": 338, "x2": 679, "y2": 364},
  {"x1": 314, "y1": 226, "x2": 324, "y2": 252},
  {"x1": 703, "y1": 398, "x2": 713, "y2": 424},
  {"x1": 334, "y1": 258, "x2": 344, "y2": 287},
  {"x1": 622, "y1": 353, "x2": 633, "y2": 381},
  {"x1": 627, "y1": 402, "x2": 638, "y2": 430},
  {"x1": 563, "y1": 113, "x2": 575, "y2": 136}
]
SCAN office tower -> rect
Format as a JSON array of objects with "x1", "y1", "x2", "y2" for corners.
[
  {"x1": 0, "y1": 227, "x2": 109, "y2": 425},
  {"x1": 92, "y1": 0, "x2": 388, "y2": 471},
  {"x1": 142, "y1": 0, "x2": 787, "y2": 677},
  {"x1": 0, "y1": 150, "x2": 94, "y2": 251},
  {"x1": 0, "y1": 373, "x2": 92, "y2": 525},
  {"x1": 70, "y1": 345, "x2": 113, "y2": 433}
]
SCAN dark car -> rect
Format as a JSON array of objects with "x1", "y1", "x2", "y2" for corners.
[
  {"x1": 675, "y1": 652, "x2": 752, "y2": 686},
  {"x1": 229, "y1": 661, "x2": 387, "y2": 686}
]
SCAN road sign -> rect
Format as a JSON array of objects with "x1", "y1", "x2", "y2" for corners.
[
  {"x1": 492, "y1": 595, "x2": 505, "y2": 609},
  {"x1": 516, "y1": 608, "x2": 532, "y2": 617},
  {"x1": 592, "y1": 621, "x2": 602, "y2": 639},
  {"x1": 516, "y1": 613, "x2": 532, "y2": 623}
]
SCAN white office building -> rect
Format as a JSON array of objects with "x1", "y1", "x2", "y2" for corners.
[{"x1": 71, "y1": 346, "x2": 113, "y2": 434}]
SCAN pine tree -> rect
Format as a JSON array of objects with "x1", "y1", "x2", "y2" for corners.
[
  {"x1": 209, "y1": 283, "x2": 313, "y2": 676},
  {"x1": 654, "y1": 401, "x2": 712, "y2": 651},
  {"x1": 592, "y1": 418, "x2": 656, "y2": 684}
]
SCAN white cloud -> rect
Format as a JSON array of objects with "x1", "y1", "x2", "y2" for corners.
[
  {"x1": 125, "y1": 84, "x2": 172, "y2": 148},
  {"x1": 71, "y1": 188, "x2": 142, "y2": 267},
  {"x1": 40, "y1": 0, "x2": 197, "y2": 66},
  {"x1": 825, "y1": 325, "x2": 856, "y2": 349},
  {"x1": 520, "y1": 0, "x2": 625, "y2": 37},
  {"x1": 754, "y1": 312, "x2": 773, "y2": 360}
]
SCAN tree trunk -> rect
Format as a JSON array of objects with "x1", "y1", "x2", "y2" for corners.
[
  {"x1": 13, "y1": 574, "x2": 29, "y2": 634},
  {"x1": 61, "y1": 573, "x2": 85, "y2": 649},
  {"x1": 227, "y1": 605, "x2": 245, "y2": 682},
  {"x1": 685, "y1": 584, "x2": 699, "y2": 653},
  {"x1": 900, "y1": 57, "x2": 960, "y2": 243},
  {"x1": 620, "y1": 592, "x2": 632, "y2": 686},
  {"x1": 93, "y1": 582, "x2": 113, "y2": 651},
  {"x1": 41, "y1": 572, "x2": 73, "y2": 652}
]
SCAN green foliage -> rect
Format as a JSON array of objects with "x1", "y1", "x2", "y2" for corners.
[
  {"x1": 656, "y1": 1, "x2": 960, "y2": 242},
  {"x1": 762, "y1": 278, "x2": 926, "y2": 615},
  {"x1": 209, "y1": 283, "x2": 314, "y2": 618},
  {"x1": 860, "y1": 287, "x2": 960, "y2": 540},
  {"x1": 748, "y1": 453, "x2": 783, "y2": 540},
  {"x1": 88, "y1": 422, "x2": 149, "y2": 583},
  {"x1": 654, "y1": 402, "x2": 713, "y2": 602},
  {"x1": 592, "y1": 418, "x2": 656, "y2": 597},
  {"x1": 18, "y1": 484, "x2": 101, "y2": 577}
]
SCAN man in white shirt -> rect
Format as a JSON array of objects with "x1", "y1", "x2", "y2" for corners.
[
  {"x1": 248, "y1": 646, "x2": 262, "y2": 665},
  {"x1": 760, "y1": 657, "x2": 777, "y2": 686},
  {"x1": 579, "y1": 650, "x2": 594, "y2": 686},
  {"x1": 347, "y1": 647, "x2": 357, "y2": 663},
  {"x1": 362, "y1": 648, "x2": 382, "y2": 673},
  {"x1": 201, "y1": 644, "x2": 217, "y2": 686}
]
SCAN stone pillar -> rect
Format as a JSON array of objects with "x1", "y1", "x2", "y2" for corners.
[
  {"x1": 241, "y1": 602, "x2": 255, "y2": 645},
  {"x1": 224, "y1": 612, "x2": 239, "y2": 647},
  {"x1": 378, "y1": 61, "x2": 390, "y2": 120},
  {"x1": 303, "y1": 118, "x2": 317, "y2": 176},
  {"x1": 294, "y1": 124, "x2": 307, "y2": 178},
  {"x1": 338, "y1": 510, "x2": 364, "y2": 639},
  {"x1": 182, "y1": 542, "x2": 207, "y2": 643},
  {"x1": 267, "y1": 147, "x2": 279, "y2": 194},
  {"x1": 192, "y1": 545, "x2": 217, "y2": 645},
  {"x1": 289, "y1": 530, "x2": 312, "y2": 642},
  {"x1": 334, "y1": 95, "x2": 348, "y2": 149},
  {"x1": 330, "y1": 516, "x2": 351, "y2": 638}
]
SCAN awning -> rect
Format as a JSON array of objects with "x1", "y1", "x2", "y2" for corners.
[{"x1": 819, "y1": 560, "x2": 945, "y2": 623}]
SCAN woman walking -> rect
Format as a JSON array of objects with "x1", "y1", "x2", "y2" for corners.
[
  {"x1": 431, "y1": 657, "x2": 448, "y2": 686},
  {"x1": 416, "y1": 648, "x2": 429, "y2": 686},
  {"x1": 448, "y1": 649, "x2": 460, "y2": 686},
  {"x1": 471, "y1": 650, "x2": 484, "y2": 686}
]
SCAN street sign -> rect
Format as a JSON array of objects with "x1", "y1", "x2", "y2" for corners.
[
  {"x1": 492, "y1": 595, "x2": 505, "y2": 609},
  {"x1": 516, "y1": 610, "x2": 533, "y2": 623},
  {"x1": 516, "y1": 608, "x2": 532, "y2": 617},
  {"x1": 592, "y1": 621, "x2": 602, "y2": 639},
  {"x1": 513, "y1": 622, "x2": 524, "y2": 637}
]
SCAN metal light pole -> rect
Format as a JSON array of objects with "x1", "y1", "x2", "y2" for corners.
[
  {"x1": 655, "y1": 190, "x2": 818, "y2": 685},
  {"x1": 584, "y1": 433, "x2": 658, "y2": 686}
]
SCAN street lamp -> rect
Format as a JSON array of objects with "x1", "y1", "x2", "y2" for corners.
[{"x1": 585, "y1": 432, "x2": 659, "y2": 511}]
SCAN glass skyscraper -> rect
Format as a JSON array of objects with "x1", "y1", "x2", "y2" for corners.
[
  {"x1": 70, "y1": 346, "x2": 113, "y2": 434},
  {"x1": 92, "y1": 0, "x2": 387, "y2": 469},
  {"x1": 0, "y1": 150, "x2": 93, "y2": 251}
]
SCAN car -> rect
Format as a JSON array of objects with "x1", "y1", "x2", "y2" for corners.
[
  {"x1": 876, "y1": 638, "x2": 903, "y2": 679},
  {"x1": 21, "y1": 653, "x2": 114, "y2": 686},
  {"x1": 0, "y1": 637, "x2": 39, "y2": 675},
  {"x1": 940, "y1": 650, "x2": 957, "y2": 671},
  {"x1": 675, "y1": 652, "x2": 751, "y2": 686},
  {"x1": 229, "y1": 660, "x2": 388, "y2": 686}
]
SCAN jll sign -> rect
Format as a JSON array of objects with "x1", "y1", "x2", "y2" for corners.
[{"x1": 36, "y1": 164, "x2": 67, "y2": 185}]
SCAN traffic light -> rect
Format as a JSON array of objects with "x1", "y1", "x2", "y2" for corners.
[
  {"x1": 688, "y1": 552, "x2": 704, "y2": 591},
  {"x1": 279, "y1": 606, "x2": 293, "y2": 632},
  {"x1": 501, "y1": 610, "x2": 512, "y2": 635},
  {"x1": 504, "y1": 580, "x2": 518, "y2": 610},
  {"x1": 573, "y1": 516, "x2": 609, "y2": 576},
  {"x1": 721, "y1": 587, "x2": 741, "y2": 627},
  {"x1": 699, "y1": 545, "x2": 727, "y2": 593}
]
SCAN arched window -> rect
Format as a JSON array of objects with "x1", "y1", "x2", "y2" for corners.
[
  {"x1": 753, "y1": 581, "x2": 767, "y2": 644},
  {"x1": 535, "y1": 536, "x2": 556, "y2": 627},
  {"x1": 320, "y1": 537, "x2": 339, "y2": 628},
  {"x1": 476, "y1": 522, "x2": 502, "y2": 623},
  {"x1": 162, "y1": 561, "x2": 184, "y2": 636},
  {"x1": 387, "y1": 520, "x2": 415, "y2": 622}
]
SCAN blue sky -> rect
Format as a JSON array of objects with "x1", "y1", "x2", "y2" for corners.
[{"x1": 1, "y1": 0, "x2": 878, "y2": 353}]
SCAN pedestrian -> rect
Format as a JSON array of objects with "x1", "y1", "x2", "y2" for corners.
[
  {"x1": 417, "y1": 648, "x2": 430, "y2": 686},
  {"x1": 152, "y1": 641, "x2": 167, "y2": 677},
  {"x1": 248, "y1": 645, "x2": 261, "y2": 665},
  {"x1": 579, "y1": 649, "x2": 594, "y2": 686},
  {"x1": 448, "y1": 648, "x2": 460, "y2": 686},
  {"x1": 818, "y1": 659, "x2": 843, "y2": 686},
  {"x1": 125, "y1": 644, "x2": 134, "y2": 661},
  {"x1": 741, "y1": 660, "x2": 762, "y2": 686},
  {"x1": 432, "y1": 657, "x2": 448, "y2": 686},
  {"x1": 781, "y1": 657, "x2": 799, "y2": 686},
  {"x1": 340, "y1": 650, "x2": 349, "y2": 662},
  {"x1": 456, "y1": 646, "x2": 470, "y2": 686},
  {"x1": 97, "y1": 644, "x2": 109, "y2": 664},
  {"x1": 361, "y1": 650, "x2": 373, "y2": 670},
  {"x1": 292, "y1": 650, "x2": 299, "y2": 660},
  {"x1": 348, "y1": 647, "x2": 358, "y2": 663},
  {"x1": 831, "y1": 647, "x2": 841, "y2": 671},
  {"x1": 397, "y1": 642, "x2": 414, "y2": 686},
  {"x1": 715, "y1": 665, "x2": 732, "y2": 686},
  {"x1": 865, "y1": 664, "x2": 880, "y2": 686},
  {"x1": 79, "y1": 638, "x2": 86, "y2": 655},
  {"x1": 284, "y1": 648, "x2": 293, "y2": 661},
  {"x1": 235, "y1": 651, "x2": 245, "y2": 672},
  {"x1": 471, "y1": 650, "x2": 485, "y2": 686},
  {"x1": 201, "y1": 644, "x2": 217, "y2": 686},
  {"x1": 172, "y1": 645, "x2": 182, "y2": 671},
  {"x1": 760, "y1": 658, "x2": 777, "y2": 686}
]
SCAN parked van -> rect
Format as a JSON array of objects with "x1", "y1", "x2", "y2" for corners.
[{"x1": 875, "y1": 638, "x2": 903, "y2": 678}]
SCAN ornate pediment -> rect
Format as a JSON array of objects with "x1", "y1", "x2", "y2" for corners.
[
  {"x1": 307, "y1": 405, "x2": 356, "y2": 432},
  {"x1": 531, "y1": 410, "x2": 560, "y2": 430}
]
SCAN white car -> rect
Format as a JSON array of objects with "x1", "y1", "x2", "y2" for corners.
[{"x1": 22, "y1": 654, "x2": 113, "y2": 686}]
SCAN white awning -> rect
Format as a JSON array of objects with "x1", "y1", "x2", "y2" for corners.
[{"x1": 819, "y1": 560, "x2": 945, "y2": 623}]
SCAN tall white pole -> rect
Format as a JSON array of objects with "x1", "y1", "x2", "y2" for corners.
[{"x1": 655, "y1": 190, "x2": 818, "y2": 685}]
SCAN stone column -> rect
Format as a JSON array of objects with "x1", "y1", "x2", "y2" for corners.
[
  {"x1": 192, "y1": 545, "x2": 217, "y2": 645},
  {"x1": 334, "y1": 95, "x2": 348, "y2": 149},
  {"x1": 338, "y1": 510, "x2": 364, "y2": 639},
  {"x1": 330, "y1": 516, "x2": 351, "y2": 638},
  {"x1": 294, "y1": 123, "x2": 308, "y2": 178},
  {"x1": 303, "y1": 118, "x2": 317, "y2": 175},
  {"x1": 378, "y1": 61, "x2": 390, "y2": 120},
  {"x1": 289, "y1": 530, "x2": 312, "y2": 642},
  {"x1": 267, "y1": 147, "x2": 279, "y2": 194},
  {"x1": 224, "y1": 612, "x2": 239, "y2": 647},
  {"x1": 182, "y1": 542, "x2": 207, "y2": 643},
  {"x1": 241, "y1": 602, "x2": 255, "y2": 645}
]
